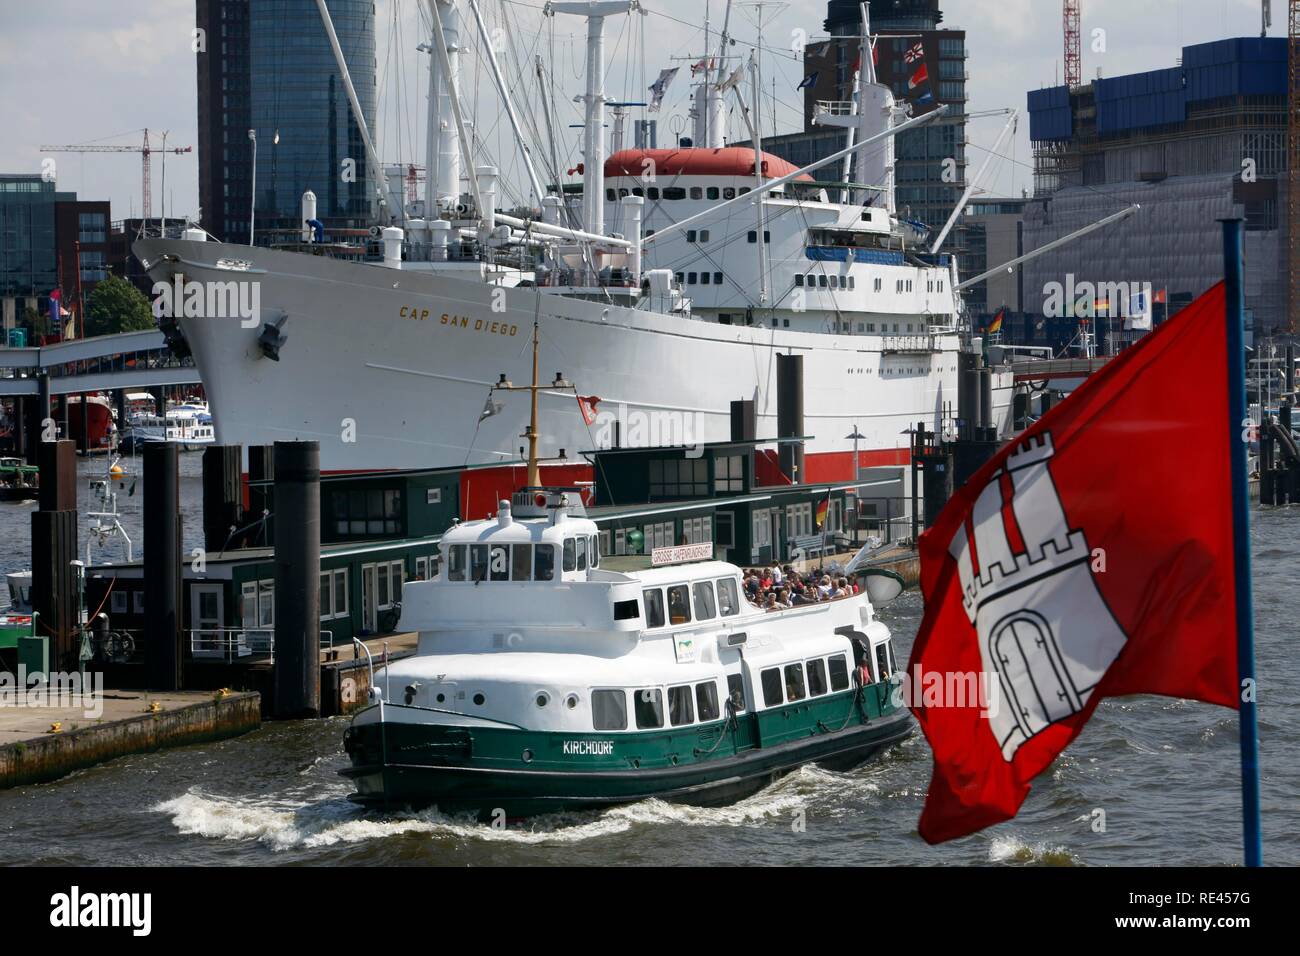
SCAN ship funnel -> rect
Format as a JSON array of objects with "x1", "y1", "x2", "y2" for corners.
[{"x1": 497, "y1": 498, "x2": 513, "y2": 527}]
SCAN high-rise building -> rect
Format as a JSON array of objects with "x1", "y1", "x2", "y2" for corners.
[
  {"x1": 1, "y1": 174, "x2": 64, "y2": 334},
  {"x1": 196, "y1": 0, "x2": 378, "y2": 244},
  {"x1": 1024, "y1": 37, "x2": 1287, "y2": 340}
]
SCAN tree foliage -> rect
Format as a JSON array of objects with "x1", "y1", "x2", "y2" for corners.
[{"x1": 84, "y1": 275, "x2": 155, "y2": 338}]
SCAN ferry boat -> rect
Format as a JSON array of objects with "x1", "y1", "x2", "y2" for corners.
[
  {"x1": 122, "y1": 401, "x2": 215, "y2": 453},
  {"x1": 0, "y1": 457, "x2": 39, "y2": 502},
  {"x1": 340, "y1": 488, "x2": 909, "y2": 817},
  {"x1": 0, "y1": 571, "x2": 33, "y2": 653},
  {"x1": 134, "y1": 1, "x2": 1029, "y2": 480}
]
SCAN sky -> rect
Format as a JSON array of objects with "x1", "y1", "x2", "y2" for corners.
[{"x1": 0, "y1": 0, "x2": 1282, "y2": 222}]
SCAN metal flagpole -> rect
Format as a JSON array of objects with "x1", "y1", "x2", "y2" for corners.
[{"x1": 1221, "y1": 217, "x2": 1262, "y2": 867}]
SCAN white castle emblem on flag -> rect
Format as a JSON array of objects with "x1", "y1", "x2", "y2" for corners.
[{"x1": 948, "y1": 432, "x2": 1128, "y2": 761}]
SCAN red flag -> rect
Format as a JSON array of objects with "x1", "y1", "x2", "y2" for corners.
[
  {"x1": 908, "y1": 63, "x2": 929, "y2": 90},
  {"x1": 576, "y1": 395, "x2": 601, "y2": 426},
  {"x1": 908, "y1": 282, "x2": 1239, "y2": 844}
]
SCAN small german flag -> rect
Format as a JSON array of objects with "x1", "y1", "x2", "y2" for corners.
[{"x1": 986, "y1": 307, "x2": 1005, "y2": 335}]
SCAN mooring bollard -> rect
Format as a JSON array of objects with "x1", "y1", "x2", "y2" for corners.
[{"x1": 272, "y1": 440, "x2": 321, "y2": 718}]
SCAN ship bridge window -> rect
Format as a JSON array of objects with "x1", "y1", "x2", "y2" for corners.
[
  {"x1": 590, "y1": 534, "x2": 600, "y2": 568},
  {"x1": 643, "y1": 587, "x2": 666, "y2": 628},
  {"x1": 512, "y1": 543, "x2": 532, "y2": 580},
  {"x1": 875, "y1": 642, "x2": 896, "y2": 680},
  {"x1": 663, "y1": 187, "x2": 686, "y2": 200},
  {"x1": 634, "y1": 688, "x2": 664, "y2": 728},
  {"x1": 689, "y1": 186, "x2": 703, "y2": 200},
  {"x1": 727, "y1": 674, "x2": 746, "y2": 712},
  {"x1": 447, "y1": 544, "x2": 466, "y2": 581},
  {"x1": 534, "y1": 544, "x2": 556, "y2": 581},
  {"x1": 592, "y1": 689, "x2": 628, "y2": 730},
  {"x1": 716, "y1": 577, "x2": 741, "y2": 617},
  {"x1": 470, "y1": 544, "x2": 491, "y2": 582},
  {"x1": 807, "y1": 658, "x2": 828, "y2": 697},
  {"x1": 784, "y1": 663, "x2": 806, "y2": 702},
  {"x1": 489, "y1": 544, "x2": 510, "y2": 581},
  {"x1": 760, "y1": 667, "x2": 783, "y2": 707},
  {"x1": 828, "y1": 654, "x2": 850, "y2": 691},
  {"x1": 692, "y1": 581, "x2": 717, "y2": 620},
  {"x1": 575, "y1": 536, "x2": 588, "y2": 571},
  {"x1": 696, "y1": 681, "x2": 720, "y2": 721},
  {"x1": 668, "y1": 685, "x2": 694, "y2": 726},
  {"x1": 667, "y1": 584, "x2": 692, "y2": 625},
  {"x1": 563, "y1": 538, "x2": 577, "y2": 572}
]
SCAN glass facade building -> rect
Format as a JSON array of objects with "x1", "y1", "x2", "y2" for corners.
[
  {"x1": 197, "y1": 0, "x2": 377, "y2": 243},
  {"x1": 0, "y1": 176, "x2": 60, "y2": 300}
]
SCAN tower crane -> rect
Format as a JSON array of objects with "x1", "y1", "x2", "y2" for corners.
[
  {"x1": 1063, "y1": 0, "x2": 1081, "y2": 89},
  {"x1": 40, "y1": 129, "x2": 193, "y2": 221}
]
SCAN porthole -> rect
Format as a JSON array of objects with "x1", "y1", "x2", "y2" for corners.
[
  {"x1": 565, "y1": 694, "x2": 579, "y2": 710},
  {"x1": 536, "y1": 692, "x2": 550, "y2": 708},
  {"x1": 436, "y1": 693, "x2": 446, "y2": 703},
  {"x1": 522, "y1": 749, "x2": 534, "y2": 763},
  {"x1": 473, "y1": 693, "x2": 486, "y2": 706}
]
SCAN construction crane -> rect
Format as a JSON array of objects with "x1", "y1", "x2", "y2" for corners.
[
  {"x1": 40, "y1": 129, "x2": 193, "y2": 220},
  {"x1": 1290, "y1": 1, "x2": 1299, "y2": 332},
  {"x1": 1063, "y1": 0, "x2": 1082, "y2": 89}
]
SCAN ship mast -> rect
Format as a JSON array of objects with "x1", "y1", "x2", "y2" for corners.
[{"x1": 492, "y1": 311, "x2": 575, "y2": 488}]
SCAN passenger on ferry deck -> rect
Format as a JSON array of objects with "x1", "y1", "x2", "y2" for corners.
[
  {"x1": 771, "y1": 565, "x2": 784, "y2": 586},
  {"x1": 776, "y1": 588, "x2": 792, "y2": 608}
]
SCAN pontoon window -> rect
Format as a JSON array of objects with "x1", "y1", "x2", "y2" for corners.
[
  {"x1": 534, "y1": 544, "x2": 556, "y2": 581},
  {"x1": 692, "y1": 580, "x2": 717, "y2": 620},
  {"x1": 592, "y1": 689, "x2": 628, "y2": 730},
  {"x1": 761, "y1": 668, "x2": 783, "y2": 707},
  {"x1": 470, "y1": 544, "x2": 490, "y2": 582},
  {"x1": 511, "y1": 543, "x2": 532, "y2": 581},
  {"x1": 784, "y1": 663, "x2": 806, "y2": 702},
  {"x1": 447, "y1": 545, "x2": 466, "y2": 581},
  {"x1": 575, "y1": 536, "x2": 588, "y2": 571},
  {"x1": 643, "y1": 588, "x2": 666, "y2": 628},
  {"x1": 634, "y1": 688, "x2": 664, "y2": 728},
  {"x1": 668, "y1": 685, "x2": 694, "y2": 726},
  {"x1": 563, "y1": 538, "x2": 577, "y2": 572},
  {"x1": 807, "y1": 658, "x2": 828, "y2": 697},
  {"x1": 727, "y1": 673, "x2": 747, "y2": 712},
  {"x1": 489, "y1": 544, "x2": 510, "y2": 581},
  {"x1": 696, "y1": 681, "x2": 720, "y2": 721},
  {"x1": 828, "y1": 654, "x2": 850, "y2": 691},
  {"x1": 666, "y1": 584, "x2": 692, "y2": 625},
  {"x1": 716, "y1": 577, "x2": 740, "y2": 617}
]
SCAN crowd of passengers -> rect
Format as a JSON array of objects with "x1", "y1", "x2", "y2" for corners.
[{"x1": 743, "y1": 564, "x2": 859, "y2": 611}]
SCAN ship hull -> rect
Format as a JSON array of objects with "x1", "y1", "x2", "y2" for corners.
[
  {"x1": 136, "y1": 239, "x2": 1014, "y2": 474},
  {"x1": 341, "y1": 698, "x2": 912, "y2": 819}
]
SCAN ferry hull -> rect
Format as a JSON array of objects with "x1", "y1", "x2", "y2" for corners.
[{"x1": 341, "y1": 703, "x2": 912, "y2": 818}]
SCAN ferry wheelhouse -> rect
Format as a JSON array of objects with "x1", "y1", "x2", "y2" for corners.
[{"x1": 342, "y1": 489, "x2": 910, "y2": 817}]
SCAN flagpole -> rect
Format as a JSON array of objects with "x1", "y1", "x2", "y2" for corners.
[{"x1": 1221, "y1": 217, "x2": 1262, "y2": 867}]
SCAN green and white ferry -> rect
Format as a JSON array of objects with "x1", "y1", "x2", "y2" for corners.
[{"x1": 341, "y1": 489, "x2": 910, "y2": 818}]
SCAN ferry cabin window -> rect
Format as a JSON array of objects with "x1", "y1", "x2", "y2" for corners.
[
  {"x1": 692, "y1": 580, "x2": 717, "y2": 620},
  {"x1": 592, "y1": 689, "x2": 628, "y2": 731},
  {"x1": 828, "y1": 654, "x2": 850, "y2": 692},
  {"x1": 634, "y1": 688, "x2": 664, "y2": 729},
  {"x1": 643, "y1": 588, "x2": 666, "y2": 627},
  {"x1": 716, "y1": 577, "x2": 741, "y2": 617},
  {"x1": 668, "y1": 685, "x2": 694, "y2": 726},
  {"x1": 727, "y1": 673, "x2": 747, "y2": 712},
  {"x1": 761, "y1": 667, "x2": 784, "y2": 708},
  {"x1": 819, "y1": 275, "x2": 828, "y2": 288},
  {"x1": 575, "y1": 536, "x2": 588, "y2": 571},
  {"x1": 613, "y1": 598, "x2": 640, "y2": 620},
  {"x1": 784, "y1": 663, "x2": 807, "y2": 702},
  {"x1": 875, "y1": 643, "x2": 891, "y2": 680},
  {"x1": 667, "y1": 584, "x2": 692, "y2": 625},
  {"x1": 534, "y1": 544, "x2": 556, "y2": 581},
  {"x1": 489, "y1": 544, "x2": 510, "y2": 581},
  {"x1": 447, "y1": 545, "x2": 466, "y2": 581},
  {"x1": 590, "y1": 534, "x2": 600, "y2": 568},
  {"x1": 512, "y1": 543, "x2": 532, "y2": 581},
  {"x1": 470, "y1": 544, "x2": 490, "y2": 582},
  {"x1": 807, "y1": 658, "x2": 828, "y2": 697},
  {"x1": 696, "y1": 682, "x2": 720, "y2": 721},
  {"x1": 563, "y1": 538, "x2": 577, "y2": 572}
]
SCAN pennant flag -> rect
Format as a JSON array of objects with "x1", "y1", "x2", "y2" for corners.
[
  {"x1": 907, "y1": 282, "x2": 1240, "y2": 844},
  {"x1": 718, "y1": 63, "x2": 746, "y2": 93},
  {"x1": 904, "y1": 42, "x2": 925, "y2": 64},
  {"x1": 48, "y1": 289, "x2": 63, "y2": 333},
  {"x1": 916, "y1": 90, "x2": 936, "y2": 105},
  {"x1": 908, "y1": 63, "x2": 929, "y2": 90},
  {"x1": 479, "y1": 394, "x2": 503, "y2": 422},
  {"x1": 647, "y1": 67, "x2": 679, "y2": 112},
  {"x1": 690, "y1": 56, "x2": 714, "y2": 76},
  {"x1": 797, "y1": 71, "x2": 820, "y2": 91},
  {"x1": 577, "y1": 395, "x2": 601, "y2": 426}
]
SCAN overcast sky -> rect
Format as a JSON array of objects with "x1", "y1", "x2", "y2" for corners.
[{"x1": 0, "y1": 0, "x2": 1280, "y2": 221}]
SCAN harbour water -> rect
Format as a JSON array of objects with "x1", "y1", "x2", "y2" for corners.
[{"x1": 1, "y1": 459, "x2": 1296, "y2": 866}]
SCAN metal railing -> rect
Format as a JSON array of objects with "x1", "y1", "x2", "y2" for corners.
[{"x1": 187, "y1": 627, "x2": 333, "y2": 664}]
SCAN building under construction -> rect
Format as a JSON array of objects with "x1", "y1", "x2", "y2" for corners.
[{"x1": 1023, "y1": 36, "x2": 1288, "y2": 339}]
